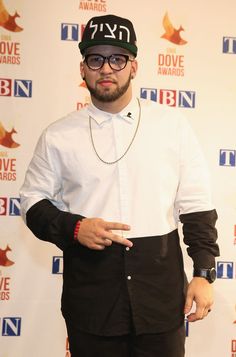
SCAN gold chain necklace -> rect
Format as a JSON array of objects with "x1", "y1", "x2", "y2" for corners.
[{"x1": 89, "y1": 98, "x2": 141, "y2": 165}]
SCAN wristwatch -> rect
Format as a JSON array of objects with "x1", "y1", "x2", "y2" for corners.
[{"x1": 193, "y1": 267, "x2": 216, "y2": 283}]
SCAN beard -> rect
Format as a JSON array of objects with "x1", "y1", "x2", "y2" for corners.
[{"x1": 84, "y1": 74, "x2": 132, "y2": 103}]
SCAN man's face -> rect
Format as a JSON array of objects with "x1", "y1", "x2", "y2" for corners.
[{"x1": 80, "y1": 45, "x2": 137, "y2": 103}]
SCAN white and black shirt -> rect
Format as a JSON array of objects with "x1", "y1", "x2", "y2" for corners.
[{"x1": 20, "y1": 98, "x2": 219, "y2": 335}]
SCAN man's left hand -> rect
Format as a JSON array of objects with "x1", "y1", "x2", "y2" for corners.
[{"x1": 184, "y1": 277, "x2": 214, "y2": 322}]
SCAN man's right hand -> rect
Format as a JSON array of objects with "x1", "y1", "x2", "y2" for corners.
[{"x1": 76, "y1": 218, "x2": 133, "y2": 250}]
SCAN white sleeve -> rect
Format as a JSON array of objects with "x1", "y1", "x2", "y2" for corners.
[
  {"x1": 175, "y1": 117, "x2": 214, "y2": 216},
  {"x1": 20, "y1": 129, "x2": 64, "y2": 223}
]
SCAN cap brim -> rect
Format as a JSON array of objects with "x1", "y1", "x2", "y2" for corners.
[{"x1": 79, "y1": 40, "x2": 137, "y2": 57}]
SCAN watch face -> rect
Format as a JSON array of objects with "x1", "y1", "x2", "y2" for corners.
[
  {"x1": 193, "y1": 268, "x2": 217, "y2": 283},
  {"x1": 209, "y1": 268, "x2": 216, "y2": 282}
]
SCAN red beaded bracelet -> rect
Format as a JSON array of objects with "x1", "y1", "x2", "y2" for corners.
[{"x1": 73, "y1": 220, "x2": 81, "y2": 241}]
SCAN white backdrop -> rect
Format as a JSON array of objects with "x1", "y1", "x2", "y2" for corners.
[{"x1": 0, "y1": 0, "x2": 236, "y2": 356}]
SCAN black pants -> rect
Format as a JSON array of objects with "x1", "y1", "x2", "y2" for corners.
[{"x1": 65, "y1": 323, "x2": 185, "y2": 357}]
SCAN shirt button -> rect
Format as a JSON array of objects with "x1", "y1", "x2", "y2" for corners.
[
  {"x1": 126, "y1": 247, "x2": 130, "y2": 251},
  {"x1": 127, "y1": 275, "x2": 131, "y2": 280}
]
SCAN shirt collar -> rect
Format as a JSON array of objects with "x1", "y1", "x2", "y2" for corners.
[{"x1": 87, "y1": 98, "x2": 139, "y2": 126}]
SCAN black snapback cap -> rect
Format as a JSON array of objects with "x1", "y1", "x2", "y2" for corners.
[{"x1": 79, "y1": 14, "x2": 138, "y2": 57}]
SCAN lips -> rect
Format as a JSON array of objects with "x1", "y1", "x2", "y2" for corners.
[{"x1": 97, "y1": 78, "x2": 116, "y2": 87}]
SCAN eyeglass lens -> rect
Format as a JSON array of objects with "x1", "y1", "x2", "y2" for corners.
[{"x1": 85, "y1": 54, "x2": 130, "y2": 71}]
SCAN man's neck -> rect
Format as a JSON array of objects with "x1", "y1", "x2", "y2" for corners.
[{"x1": 91, "y1": 92, "x2": 133, "y2": 114}]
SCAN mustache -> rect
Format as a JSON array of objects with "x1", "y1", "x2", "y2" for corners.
[{"x1": 96, "y1": 77, "x2": 117, "y2": 84}]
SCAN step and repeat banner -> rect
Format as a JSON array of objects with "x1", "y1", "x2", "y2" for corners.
[{"x1": 0, "y1": 0, "x2": 235, "y2": 356}]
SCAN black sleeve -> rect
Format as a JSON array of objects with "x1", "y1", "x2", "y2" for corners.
[
  {"x1": 179, "y1": 209, "x2": 220, "y2": 269},
  {"x1": 26, "y1": 199, "x2": 85, "y2": 251}
]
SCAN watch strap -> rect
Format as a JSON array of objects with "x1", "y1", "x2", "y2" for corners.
[{"x1": 193, "y1": 267, "x2": 216, "y2": 283}]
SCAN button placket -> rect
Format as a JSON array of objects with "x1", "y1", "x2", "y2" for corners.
[{"x1": 114, "y1": 116, "x2": 131, "y2": 234}]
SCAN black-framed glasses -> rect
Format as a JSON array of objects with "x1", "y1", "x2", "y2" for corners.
[{"x1": 84, "y1": 54, "x2": 134, "y2": 71}]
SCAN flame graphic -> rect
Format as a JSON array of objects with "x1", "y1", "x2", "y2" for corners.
[
  {"x1": 0, "y1": 0, "x2": 23, "y2": 32},
  {"x1": 161, "y1": 12, "x2": 187, "y2": 45},
  {"x1": 0, "y1": 122, "x2": 20, "y2": 148},
  {"x1": 0, "y1": 245, "x2": 14, "y2": 267}
]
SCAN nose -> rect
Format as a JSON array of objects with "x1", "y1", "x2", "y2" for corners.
[{"x1": 100, "y1": 58, "x2": 113, "y2": 73}]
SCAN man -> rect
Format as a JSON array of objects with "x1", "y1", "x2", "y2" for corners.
[{"x1": 20, "y1": 14, "x2": 220, "y2": 357}]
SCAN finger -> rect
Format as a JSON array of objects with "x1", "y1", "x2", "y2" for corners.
[
  {"x1": 92, "y1": 236, "x2": 111, "y2": 247},
  {"x1": 103, "y1": 239, "x2": 112, "y2": 247},
  {"x1": 104, "y1": 222, "x2": 131, "y2": 231},
  {"x1": 89, "y1": 243, "x2": 106, "y2": 250},
  {"x1": 105, "y1": 232, "x2": 133, "y2": 247},
  {"x1": 187, "y1": 312, "x2": 200, "y2": 322},
  {"x1": 186, "y1": 312, "x2": 195, "y2": 322},
  {"x1": 184, "y1": 295, "x2": 193, "y2": 314},
  {"x1": 203, "y1": 306, "x2": 212, "y2": 318},
  {"x1": 92, "y1": 236, "x2": 113, "y2": 248},
  {"x1": 191, "y1": 306, "x2": 205, "y2": 321},
  {"x1": 202, "y1": 309, "x2": 209, "y2": 318}
]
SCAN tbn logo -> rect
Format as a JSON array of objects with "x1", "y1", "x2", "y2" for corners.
[
  {"x1": 52, "y1": 256, "x2": 63, "y2": 274},
  {"x1": 0, "y1": 317, "x2": 22, "y2": 336},
  {"x1": 0, "y1": 197, "x2": 20, "y2": 216},
  {"x1": 140, "y1": 88, "x2": 195, "y2": 108},
  {"x1": 0, "y1": 79, "x2": 32, "y2": 97},
  {"x1": 61, "y1": 23, "x2": 85, "y2": 42},
  {"x1": 217, "y1": 261, "x2": 236, "y2": 279},
  {"x1": 223, "y1": 37, "x2": 236, "y2": 54},
  {"x1": 219, "y1": 149, "x2": 236, "y2": 167}
]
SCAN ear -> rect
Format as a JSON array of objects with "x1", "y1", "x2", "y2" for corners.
[
  {"x1": 80, "y1": 61, "x2": 85, "y2": 80},
  {"x1": 130, "y1": 59, "x2": 138, "y2": 79}
]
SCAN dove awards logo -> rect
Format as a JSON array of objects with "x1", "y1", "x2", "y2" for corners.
[
  {"x1": 161, "y1": 12, "x2": 187, "y2": 45},
  {"x1": 0, "y1": 246, "x2": 14, "y2": 267},
  {"x1": 0, "y1": 122, "x2": 20, "y2": 149},
  {"x1": 0, "y1": 122, "x2": 20, "y2": 181},
  {"x1": 79, "y1": 0, "x2": 107, "y2": 12},
  {"x1": 0, "y1": 0, "x2": 23, "y2": 65},
  {"x1": 232, "y1": 340, "x2": 236, "y2": 357},
  {"x1": 0, "y1": 0, "x2": 23, "y2": 32},
  {"x1": 0, "y1": 245, "x2": 14, "y2": 301},
  {"x1": 158, "y1": 12, "x2": 187, "y2": 77},
  {"x1": 77, "y1": 81, "x2": 90, "y2": 110}
]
